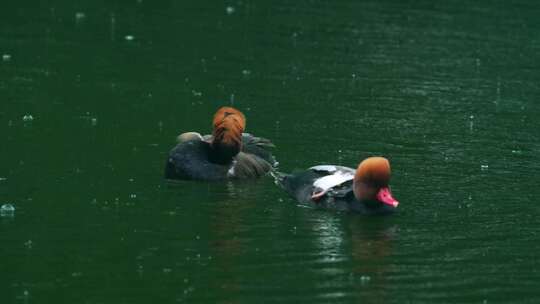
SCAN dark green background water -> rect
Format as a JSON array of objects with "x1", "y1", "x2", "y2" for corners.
[{"x1": 1, "y1": 1, "x2": 540, "y2": 303}]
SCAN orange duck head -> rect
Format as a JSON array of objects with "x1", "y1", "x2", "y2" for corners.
[
  {"x1": 353, "y1": 157, "x2": 399, "y2": 207},
  {"x1": 210, "y1": 106, "x2": 246, "y2": 163}
]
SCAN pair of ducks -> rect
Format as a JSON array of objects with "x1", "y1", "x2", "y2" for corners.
[{"x1": 165, "y1": 107, "x2": 399, "y2": 215}]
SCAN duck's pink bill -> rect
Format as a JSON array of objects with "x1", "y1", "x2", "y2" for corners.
[{"x1": 377, "y1": 187, "x2": 399, "y2": 207}]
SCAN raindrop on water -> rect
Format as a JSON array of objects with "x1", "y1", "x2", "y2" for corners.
[
  {"x1": 75, "y1": 12, "x2": 86, "y2": 22},
  {"x1": 110, "y1": 13, "x2": 116, "y2": 41},
  {"x1": 20, "y1": 290, "x2": 30, "y2": 303},
  {"x1": 0, "y1": 204, "x2": 15, "y2": 217},
  {"x1": 226, "y1": 6, "x2": 235, "y2": 15},
  {"x1": 496, "y1": 79, "x2": 501, "y2": 103},
  {"x1": 360, "y1": 275, "x2": 371, "y2": 284}
]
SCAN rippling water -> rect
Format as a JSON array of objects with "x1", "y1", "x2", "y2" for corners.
[{"x1": 1, "y1": 1, "x2": 540, "y2": 303}]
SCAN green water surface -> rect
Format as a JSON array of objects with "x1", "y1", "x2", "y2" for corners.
[{"x1": 1, "y1": 1, "x2": 540, "y2": 303}]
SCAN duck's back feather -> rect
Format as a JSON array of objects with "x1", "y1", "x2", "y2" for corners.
[
  {"x1": 165, "y1": 134, "x2": 277, "y2": 180},
  {"x1": 165, "y1": 140, "x2": 231, "y2": 180}
]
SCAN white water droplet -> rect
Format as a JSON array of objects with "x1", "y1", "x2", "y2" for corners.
[
  {"x1": 2, "y1": 54, "x2": 11, "y2": 62},
  {"x1": 125, "y1": 35, "x2": 135, "y2": 41},
  {"x1": 481, "y1": 164, "x2": 489, "y2": 171},
  {"x1": 226, "y1": 6, "x2": 235, "y2": 15},
  {"x1": 0, "y1": 204, "x2": 15, "y2": 217},
  {"x1": 360, "y1": 275, "x2": 371, "y2": 284},
  {"x1": 75, "y1": 12, "x2": 86, "y2": 21},
  {"x1": 22, "y1": 114, "x2": 34, "y2": 122}
]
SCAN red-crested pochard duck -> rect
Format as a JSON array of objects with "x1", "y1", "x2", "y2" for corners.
[
  {"x1": 275, "y1": 157, "x2": 399, "y2": 215},
  {"x1": 165, "y1": 107, "x2": 277, "y2": 180}
]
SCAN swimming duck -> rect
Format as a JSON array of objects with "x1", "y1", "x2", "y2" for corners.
[
  {"x1": 275, "y1": 157, "x2": 399, "y2": 215},
  {"x1": 165, "y1": 107, "x2": 277, "y2": 180}
]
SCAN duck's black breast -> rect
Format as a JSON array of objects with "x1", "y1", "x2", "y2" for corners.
[{"x1": 164, "y1": 140, "x2": 231, "y2": 180}]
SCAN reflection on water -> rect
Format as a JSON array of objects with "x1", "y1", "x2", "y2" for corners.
[{"x1": 307, "y1": 214, "x2": 399, "y2": 303}]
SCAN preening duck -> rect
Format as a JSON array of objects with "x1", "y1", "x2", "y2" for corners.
[
  {"x1": 276, "y1": 157, "x2": 399, "y2": 215},
  {"x1": 165, "y1": 107, "x2": 277, "y2": 180}
]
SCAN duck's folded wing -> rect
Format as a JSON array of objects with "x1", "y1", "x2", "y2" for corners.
[
  {"x1": 308, "y1": 165, "x2": 355, "y2": 198},
  {"x1": 242, "y1": 133, "x2": 275, "y2": 148},
  {"x1": 309, "y1": 165, "x2": 355, "y2": 174},
  {"x1": 241, "y1": 133, "x2": 277, "y2": 166},
  {"x1": 230, "y1": 152, "x2": 273, "y2": 179}
]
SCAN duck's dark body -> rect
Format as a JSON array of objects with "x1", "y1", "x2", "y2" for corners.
[
  {"x1": 276, "y1": 165, "x2": 396, "y2": 215},
  {"x1": 165, "y1": 133, "x2": 276, "y2": 180}
]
